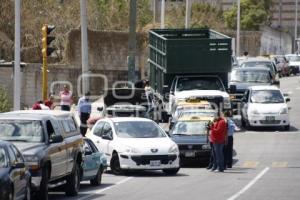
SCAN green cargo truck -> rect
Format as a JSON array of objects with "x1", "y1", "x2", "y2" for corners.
[{"x1": 148, "y1": 29, "x2": 232, "y2": 116}]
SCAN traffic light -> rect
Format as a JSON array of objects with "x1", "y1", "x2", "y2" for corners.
[
  {"x1": 41, "y1": 24, "x2": 55, "y2": 101},
  {"x1": 42, "y1": 24, "x2": 56, "y2": 57}
]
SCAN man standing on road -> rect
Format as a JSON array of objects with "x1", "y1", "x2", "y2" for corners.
[
  {"x1": 78, "y1": 91, "x2": 91, "y2": 137},
  {"x1": 210, "y1": 112, "x2": 227, "y2": 172},
  {"x1": 224, "y1": 110, "x2": 236, "y2": 169}
]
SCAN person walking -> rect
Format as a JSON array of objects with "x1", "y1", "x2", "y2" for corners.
[
  {"x1": 210, "y1": 112, "x2": 227, "y2": 172},
  {"x1": 59, "y1": 85, "x2": 72, "y2": 111},
  {"x1": 224, "y1": 110, "x2": 237, "y2": 168},
  {"x1": 206, "y1": 120, "x2": 216, "y2": 170},
  {"x1": 78, "y1": 91, "x2": 92, "y2": 137}
]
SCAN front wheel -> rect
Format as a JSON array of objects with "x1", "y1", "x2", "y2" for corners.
[
  {"x1": 163, "y1": 168, "x2": 180, "y2": 175},
  {"x1": 110, "y1": 154, "x2": 123, "y2": 175},
  {"x1": 90, "y1": 167, "x2": 103, "y2": 186},
  {"x1": 284, "y1": 125, "x2": 290, "y2": 131},
  {"x1": 38, "y1": 167, "x2": 49, "y2": 200},
  {"x1": 65, "y1": 163, "x2": 80, "y2": 196}
]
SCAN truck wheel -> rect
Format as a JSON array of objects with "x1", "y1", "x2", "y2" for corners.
[
  {"x1": 38, "y1": 167, "x2": 49, "y2": 200},
  {"x1": 90, "y1": 167, "x2": 103, "y2": 186},
  {"x1": 65, "y1": 163, "x2": 80, "y2": 196},
  {"x1": 110, "y1": 153, "x2": 123, "y2": 175},
  {"x1": 284, "y1": 125, "x2": 290, "y2": 131},
  {"x1": 163, "y1": 168, "x2": 180, "y2": 175},
  {"x1": 25, "y1": 181, "x2": 31, "y2": 200},
  {"x1": 8, "y1": 185, "x2": 13, "y2": 200}
]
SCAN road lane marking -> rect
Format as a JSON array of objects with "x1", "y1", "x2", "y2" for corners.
[
  {"x1": 242, "y1": 161, "x2": 259, "y2": 168},
  {"x1": 272, "y1": 162, "x2": 288, "y2": 168},
  {"x1": 227, "y1": 167, "x2": 270, "y2": 200},
  {"x1": 78, "y1": 177, "x2": 133, "y2": 200}
]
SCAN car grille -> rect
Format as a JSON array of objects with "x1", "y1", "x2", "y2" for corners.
[
  {"x1": 131, "y1": 155, "x2": 177, "y2": 165},
  {"x1": 259, "y1": 120, "x2": 281, "y2": 124},
  {"x1": 178, "y1": 144, "x2": 202, "y2": 151}
]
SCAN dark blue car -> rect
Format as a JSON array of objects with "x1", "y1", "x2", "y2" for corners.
[{"x1": 0, "y1": 140, "x2": 31, "y2": 200}]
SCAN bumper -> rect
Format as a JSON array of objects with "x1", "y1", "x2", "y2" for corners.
[
  {"x1": 179, "y1": 150, "x2": 210, "y2": 160},
  {"x1": 119, "y1": 154, "x2": 180, "y2": 170},
  {"x1": 247, "y1": 114, "x2": 290, "y2": 127}
]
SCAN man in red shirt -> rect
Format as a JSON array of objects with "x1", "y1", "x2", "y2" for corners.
[{"x1": 210, "y1": 112, "x2": 227, "y2": 172}]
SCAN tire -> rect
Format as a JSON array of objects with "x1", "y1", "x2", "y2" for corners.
[
  {"x1": 90, "y1": 167, "x2": 103, "y2": 186},
  {"x1": 284, "y1": 125, "x2": 290, "y2": 131},
  {"x1": 65, "y1": 163, "x2": 80, "y2": 196},
  {"x1": 25, "y1": 181, "x2": 31, "y2": 200},
  {"x1": 110, "y1": 153, "x2": 123, "y2": 175},
  {"x1": 241, "y1": 117, "x2": 246, "y2": 128},
  {"x1": 37, "y1": 167, "x2": 49, "y2": 200},
  {"x1": 163, "y1": 168, "x2": 180, "y2": 175},
  {"x1": 8, "y1": 186, "x2": 13, "y2": 200}
]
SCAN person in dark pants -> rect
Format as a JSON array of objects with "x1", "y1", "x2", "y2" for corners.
[
  {"x1": 210, "y1": 112, "x2": 227, "y2": 172},
  {"x1": 224, "y1": 110, "x2": 236, "y2": 168},
  {"x1": 78, "y1": 92, "x2": 91, "y2": 137},
  {"x1": 206, "y1": 121, "x2": 215, "y2": 170}
]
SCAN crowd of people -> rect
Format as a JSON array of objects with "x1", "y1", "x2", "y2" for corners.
[{"x1": 32, "y1": 84, "x2": 92, "y2": 137}]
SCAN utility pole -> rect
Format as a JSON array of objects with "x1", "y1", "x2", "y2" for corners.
[
  {"x1": 14, "y1": 0, "x2": 21, "y2": 110},
  {"x1": 80, "y1": 0, "x2": 89, "y2": 94},
  {"x1": 295, "y1": 0, "x2": 298, "y2": 53},
  {"x1": 236, "y1": 0, "x2": 241, "y2": 56},
  {"x1": 161, "y1": 0, "x2": 165, "y2": 28},
  {"x1": 185, "y1": 0, "x2": 192, "y2": 29},
  {"x1": 279, "y1": 0, "x2": 282, "y2": 54},
  {"x1": 128, "y1": 0, "x2": 137, "y2": 83}
]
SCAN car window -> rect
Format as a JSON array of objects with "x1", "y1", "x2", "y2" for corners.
[
  {"x1": 170, "y1": 121, "x2": 208, "y2": 135},
  {"x1": 85, "y1": 139, "x2": 98, "y2": 152},
  {"x1": 7, "y1": 146, "x2": 17, "y2": 164},
  {"x1": 93, "y1": 121, "x2": 105, "y2": 137},
  {"x1": 0, "y1": 120, "x2": 44, "y2": 143},
  {"x1": 11, "y1": 145, "x2": 24, "y2": 163},
  {"x1": 83, "y1": 140, "x2": 93, "y2": 153},
  {"x1": 0, "y1": 147, "x2": 8, "y2": 168},
  {"x1": 102, "y1": 123, "x2": 112, "y2": 136},
  {"x1": 250, "y1": 90, "x2": 284, "y2": 104},
  {"x1": 59, "y1": 117, "x2": 78, "y2": 135}
]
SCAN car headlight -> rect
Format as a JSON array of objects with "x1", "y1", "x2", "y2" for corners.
[
  {"x1": 124, "y1": 146, "x2": 141, "y2": 154},
  {"x1": 223, "y1": 97, "x2": 231, "y2": 109},
  {"x1": 168, "y1": 144, "x2": 179, "y2": 154},
  {"x1": 250, "y1": 109, "x2": 259, "y2": 115},
  {"x1": 279, "y1": 107, "x2": 288, "y2": 114}
]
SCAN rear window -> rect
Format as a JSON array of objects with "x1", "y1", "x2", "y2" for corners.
[{"x1": 58, "y1": 117, "x2": 78, "y2": 135}]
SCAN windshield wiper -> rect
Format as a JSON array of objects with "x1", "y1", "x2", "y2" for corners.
[
  {"x1": 172, "y1": 133, "x2": 191, "y2": 136},
  {"x1": 4, "y1": 139, "x2": 28, "y2": 142}
]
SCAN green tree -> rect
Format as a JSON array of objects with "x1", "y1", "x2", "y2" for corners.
[
  {"x1": 0, "y1": 87, "x2": 11, "y2": 113},
  {"x1": 224, "y1": 0, "x2": 273, "y2": 31}
]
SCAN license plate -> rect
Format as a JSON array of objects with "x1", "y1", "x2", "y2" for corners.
[
  {"x1": 185, "y1": 151, "x2": 195, "y2": 157},
  {"x1": 266, "y1": 116, "x2": 275, "y2": 121},
  {"x1": 150, "y1": 160, "x2": 161, "y2": 167}
]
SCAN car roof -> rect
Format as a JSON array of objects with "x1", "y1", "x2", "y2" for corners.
[
  {"x1": 104, "y1": 117, "x2": 153, "y2": 123},
  {"x1": 241, "y1": 57, "x2": 272, "y2": 63},
  {"x1": 233, "y1": 67, "x2": 271, "y2": 71},
  {"x1": 248, "y1": 85, "x2": 280, "y2": 91},
  {"x1": 0, "y1": 110, "x2": 72, "y2": 120}
]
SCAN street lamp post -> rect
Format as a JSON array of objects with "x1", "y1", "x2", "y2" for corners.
[
  {"x1": 236, "y1": 0, "x2": 240, "y2": 57},
  {"x1": 14, "y1": 0, "x2": 21, "y2": 110},
  {"x1": 161, "y1": 0, "x2": 165, "y2": 28},
  {"x1": 295, "y1": 0, "x2": 298, "y2": 53}
]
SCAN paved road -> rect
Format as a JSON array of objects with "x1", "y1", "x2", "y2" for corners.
[{"x1": 49, "y1": 76, "x2": 300, "y2": 200}]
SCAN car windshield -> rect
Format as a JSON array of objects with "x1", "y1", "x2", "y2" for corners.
[
  {"x1": 0, "y1": 147, "x2": 8, "y2": 168},
  {"x1": 114, "y1": 121, "x2": 166, "y2": 138},
  {"x1": 250, "y1": 90, "x2": 284, "y2": 104},
  {"x1": 241, "y1": 61, "x2": 274, "y2": 73},
  {"x1": 170, "y1": 121, "x2": 208, "y2": 136},
  {"x1": 0, "y1": 120, "x2": 44, "y2": 142},
  {"x1": 286, "y1": 55, "x2": 300, "y2": 62},
  {"x1": 231, "y1": 70, "x2": 271, "y2": 83},
  {"x1": 176, "y1": 77, "x2": 224, "y2": 91},
  {"x1": 175, "y1": 109, "x2": 216, "y2": 119}
]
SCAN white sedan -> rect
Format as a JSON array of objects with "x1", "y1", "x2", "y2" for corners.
[
  {"x1": 87, "y1": 117, "x2": 180, "y2": 175},
  {"x1": 241, "y1": 85, "x2": 290, "y2": 130}
]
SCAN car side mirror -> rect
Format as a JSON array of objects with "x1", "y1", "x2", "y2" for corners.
[
  {"x1": 102, "y1": 132, "x2": 113, "y2": 140},
  {"x1": 97, "y1": 107, "x2": 103, "y2": 112},
  {"x1": 272, "y1": 80, "x2": 280, "y2": 85},
  {"x1": 285, "y1": 97, "x2": 291, "y2": 102},
  {"x1": 13, "y1": 162, "x2": 25, "y2": 169},
  {"x1": 50, "y1": 135, "x2": 64, "y2": 143},
  {"x1": 84, "y1": 147, "x2": 93, "y2": 156},
  {"x1": 229, "y1": 85, "x2": 237, "y2": 94}
]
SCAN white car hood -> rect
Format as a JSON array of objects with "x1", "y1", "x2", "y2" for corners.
[
  {"x1": 117, "y1": 137, "x2": 175, "y2": 154},
  {"x1": 249, "y1": 103, "x2": 287, "y2": 114},
  {"x1": 175, "y1": 90, "x2": 229, "y2": 99}
]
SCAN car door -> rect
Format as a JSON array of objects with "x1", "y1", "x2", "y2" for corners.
[
  {"x1": 90, "y1": 121, "x2": 105, "y2": 151},
  {"x1": 47, "y1": 119, "x2": 68, "y2": 178},
  {"x1": 241, "y1": 89, "x2": 250, "y2": 119},
  {"x1": 10, "y1": 145, "x2": 27, "y2": 200},
  {"x1": 101, "y1": 123, "x2": 114, "y2": 161},
  {"x1": 7, "y1": 145, "x2": 22, "y2": 200},
  {"x1": 83, "y1": 140, "x2": 99, "y2": 178}
]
